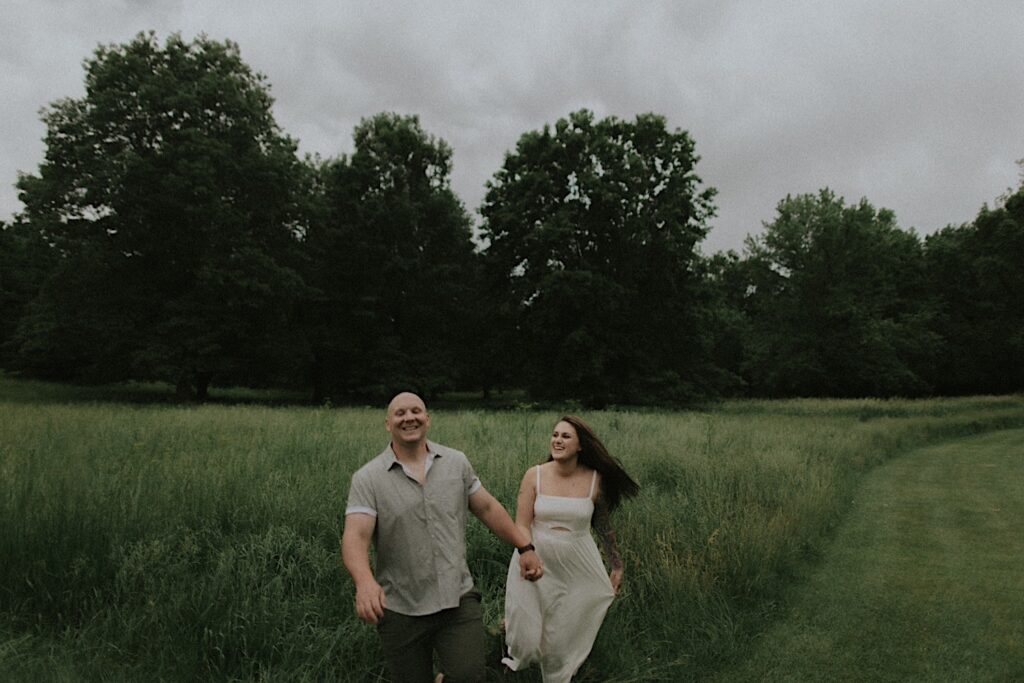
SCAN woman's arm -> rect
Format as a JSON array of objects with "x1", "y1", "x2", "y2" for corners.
[
  {"x1": 514, "y1": 466, "x2": 537, "y2": 541},
  {"x1": 592, "y1": 489, "x2": 624, "y2": 595}
]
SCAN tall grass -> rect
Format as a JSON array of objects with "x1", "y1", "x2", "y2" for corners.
[{"x1": 2, "y1": 380, "x2": 1023, "y2": 680}]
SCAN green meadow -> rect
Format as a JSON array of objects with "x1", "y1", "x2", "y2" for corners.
[
  {"x1": 715, "y1": 427, "x2": 1024, "y2": 682},
  {"x1": 2, "y1": 376, "x2": 1023, "y2": 681}
]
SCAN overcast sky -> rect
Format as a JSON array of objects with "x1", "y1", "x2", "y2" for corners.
[{"x1": 3, "y1": 1, "x2": 1022, "y2": 253}]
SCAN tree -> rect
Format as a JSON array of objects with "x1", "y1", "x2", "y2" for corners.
[
  {"x1": 739, "y1": 189, "x2": 938, "y2": 397},
  {"x1": 699, "y1": 249, "x2": 753, "y2": 397},
  {"x1": 13, "y1": 33, "x2": 307, "y2": 397},
  {"x1": 924, "y1": 187, "x2": 1024, "y2": 394},
  {"x1": 302, "y1": 113, "x2": 480, "y2": 402},
  {"x1": 0, "y1": 219, "x2": 59, "y2": 367},
  {"x1": 479, "y1": 110, "x2": 721, "y2": 406}
]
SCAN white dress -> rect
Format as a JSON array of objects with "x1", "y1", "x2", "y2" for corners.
[{"x1": 502, "y1": 466, "x2": 616, "y2": 682}]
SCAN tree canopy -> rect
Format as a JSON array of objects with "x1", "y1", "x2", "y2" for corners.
[
  {"x1": 13, "y1": 32, "x2": 306, "y2": 397},
  {"x1": 924, "y1": 188, "x2": 1024, "y2": 394},
  {"x1": 480, "y1": 110, "x2": 723, "y2": 405},
  {"x1": 302, "y1": 113, "x2": 480, "y2": 402},
  {"x1": 3, "y1": 34, "x2": 1021, "y2": 402},
  {"x1": 735, "y1": 189, "x2": 939, "y2": 397},
  {"x1": 0, "y1": 219, "x2": 58, "y2": 367}
]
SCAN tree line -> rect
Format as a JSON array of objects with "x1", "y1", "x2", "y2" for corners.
[{"x1": 1, "y1": 33, "x2": 1021, "y2": 405}]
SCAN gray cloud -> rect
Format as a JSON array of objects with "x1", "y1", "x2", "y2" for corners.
[{"x1": 2, "y1": 0, "x2": 1022, "y2": 252}]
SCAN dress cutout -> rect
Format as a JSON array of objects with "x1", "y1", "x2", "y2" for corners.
[{"x1": 503, "y1": 466, "x2": 615, "y2": 682}]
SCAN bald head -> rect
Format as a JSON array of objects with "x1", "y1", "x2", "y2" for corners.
[
  {"x1": 387, "y1": 392, "x2": 426, "y2": 416},
  {"x1": 385, "y1": 392, "x2": 431, "y2": 451}
]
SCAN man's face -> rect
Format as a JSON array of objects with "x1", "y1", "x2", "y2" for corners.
[{"x1": 385, "y1": 392, "x2": 431, "y2": 448}]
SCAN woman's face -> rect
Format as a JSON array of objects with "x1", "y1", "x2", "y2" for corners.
[{"x1": 549, "y1": 421, "x2": 581, "y2": 462}]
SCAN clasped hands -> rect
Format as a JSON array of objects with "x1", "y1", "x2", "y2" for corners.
[{"x1": 518, "y1": 550, "x2": 544, "y2": 581}]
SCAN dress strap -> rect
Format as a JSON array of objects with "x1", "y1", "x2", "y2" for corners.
[
  {"x1": 588, "y1": 469, "x2": 597, "y2": 498},
  {"x1": 535, "y1": 465, "x2": 541, "y2": 494}
]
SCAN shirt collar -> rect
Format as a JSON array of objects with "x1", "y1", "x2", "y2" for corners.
[{"x1": 382, "y1": 440, "x2": 440, "y2": 470}]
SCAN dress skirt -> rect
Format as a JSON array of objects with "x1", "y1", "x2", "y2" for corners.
[{"x1": 503, "y1": 524, "x2": 615, "y2": 682}]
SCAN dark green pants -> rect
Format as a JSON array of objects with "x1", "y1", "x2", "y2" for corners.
[{"x1": 378, "y1": 591, "x2": 486, "y2": 683}]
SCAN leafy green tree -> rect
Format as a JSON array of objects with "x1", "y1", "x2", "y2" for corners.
[
  {"x1": 924, "y1": 187, "x2": 1024, "y2": 394},
  {"x1": 739, "y1": 189, "x2": 938, "y2": 397},
  {"x1": 303, "y1": 113, "x2": 480, "y2": 402},
  {"x1": 479, "y1": 110, "x2": 721, "y2": 405},
  {"x1": 0, "y1": 219, "x2": 59, "y2": 367},
  {"x1": 13, "y1": 33, "x2": 307, "y2": 398},
  {"x1": 699, "y1": 249, "x2": 753, "y2": 396}
]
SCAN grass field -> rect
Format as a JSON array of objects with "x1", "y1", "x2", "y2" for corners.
[
  {"x1": 2, "y1": 376, "x2": 1023, "y2": 681},
  {"x1": 714, "y1": 428, "x2": 1024, "y2": 682}
]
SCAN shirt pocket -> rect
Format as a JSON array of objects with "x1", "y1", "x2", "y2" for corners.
[{"x1": 428, "y1": 471, "x2": 466, "y2": 523}]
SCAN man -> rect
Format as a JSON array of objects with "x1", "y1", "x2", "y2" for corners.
[{"x1": 342, "y1": 392, "x2": 543, "y2": 682}]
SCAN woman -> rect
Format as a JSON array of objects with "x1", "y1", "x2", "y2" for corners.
[{"x1": 502, "y1": 415, "x2": 640, "y2": 682}]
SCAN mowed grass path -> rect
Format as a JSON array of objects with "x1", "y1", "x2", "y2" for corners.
[{"x1": 717, "y1": 428, "x2": 1024, "y2": 682}]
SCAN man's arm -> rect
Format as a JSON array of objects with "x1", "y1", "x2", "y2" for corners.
[
  {"x1": 468, "y1": 487, "x2": 544, "y2": 581},
  {"x1": 341, "y1": 513, "x2": 386, "y2": 624}
]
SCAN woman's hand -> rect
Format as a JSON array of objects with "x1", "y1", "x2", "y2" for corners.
[
  {"x1": 609, "y1": 568, "x2": 623, "y2": 595},
  {"x1": 519, "y1": 549, "x2": 544, "y2": 581}
]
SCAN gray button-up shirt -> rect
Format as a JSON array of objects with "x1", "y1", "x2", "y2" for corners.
[{"x1": 345, "y1": 440, "x2": 482, "y2": 616}]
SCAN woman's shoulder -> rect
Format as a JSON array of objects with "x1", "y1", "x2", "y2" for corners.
[
  {"x1": 573, "y1": 463, "x2": 601, "y2": 496},
  {"x1": 520, "y1": 462, "x2": 542, "y2": 484},
  {"x1": 589, "y1": 467, "x2": 603, "y2": 499}
]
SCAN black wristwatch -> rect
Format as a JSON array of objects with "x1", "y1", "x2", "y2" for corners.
[{"x1": 517, "y1": 543, "x2": 536, "y2": 554}]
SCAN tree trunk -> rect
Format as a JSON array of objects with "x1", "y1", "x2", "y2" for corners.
[
  {"x1": 195, "y1": 371, "x2": 212, "y2": 401},
  {"x1": 175, "y1": 372, "x2": 194, "y2": 402},
  {"x1": 310, "y1": 352, "x2": 326, "y2": 404}
]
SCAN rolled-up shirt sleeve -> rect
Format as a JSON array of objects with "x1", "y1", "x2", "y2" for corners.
[
  {"x1": 463, "y1": 458, "x2": 482, "y2": 496},
  {"x1": 345, "y1": 470, "x2": 377, "y2": 517}
]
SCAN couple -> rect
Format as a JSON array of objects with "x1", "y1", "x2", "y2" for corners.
[{"x1": 341, "y1": 392, "x2": 639, "y2": 682}]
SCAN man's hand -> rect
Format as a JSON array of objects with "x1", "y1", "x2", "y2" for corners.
[
  {"x1": 354, "y1": 578, "x2": 386, "y2": 624},
  {"x1": 341, "y1": 512, "x2": 385, "y2": 624},
  {"x1": 518, "y1": 549, "x2": 544, "y2": 581}
]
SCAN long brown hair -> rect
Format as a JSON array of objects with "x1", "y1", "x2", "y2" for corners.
[{"x1": 547, "y1": 415, "x2": 639, "y2": 512}]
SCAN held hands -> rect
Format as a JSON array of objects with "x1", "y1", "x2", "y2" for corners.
[
  {"x1": 518, "y1": 549, "x2": 544, "y2": 582},
  {"x1": 354, "y1": 578, "x2": 386, "y2": 624},
  {"x1": 609, "y1": 568, "x2": 623, "y2": 595}
]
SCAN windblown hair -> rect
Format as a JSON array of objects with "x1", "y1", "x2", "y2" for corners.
[{"x1": 547, "y1": 415, "x2": 639, "y2": 512}]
